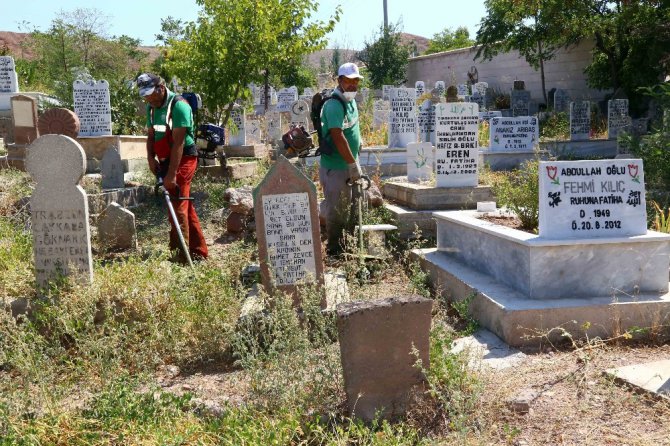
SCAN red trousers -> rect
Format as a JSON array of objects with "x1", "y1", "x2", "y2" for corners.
[{"x1": 166, "y1": 156, "x2": 208, "y2": 262}]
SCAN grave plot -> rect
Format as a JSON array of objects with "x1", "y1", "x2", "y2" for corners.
[
  {"x1": 412, "y1": 158, "x2": 670, "y2": 347},
  {"x1": 480, "y1": 116, "x2": 547, "y2": 171},
  {"x1": 221, "y1": 106, "x2": 270, "y2": 159}
]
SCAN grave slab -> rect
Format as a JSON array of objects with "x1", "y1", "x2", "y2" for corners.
[
  {"x1": 541, "y1": 139, "x2": 618, "y2": 159},
  {"x1": 479, "y1": 149, "x2": 549, "y2": 171},
  {"x1": 450, "y1": 329, "x2": 527, "y2": 370},
  {"x1": 605, "y1": 360, "x2": 670, "y2": 400},
  {"x1": 196, "y1": 161, "x2": 259, "y2": 180},
  {"x1": 382, "y1": 181, "x2": 494, "y2": 211},
  {"x1": 221, "y1": 144, "x2": 269, "y2": 159},
  {"x1": 384, "y1": 203, "x2": 437, "y2": 239},
  {"x1": 412, "y1": 247, "x2": 670, "y2": 347},
  {"x1": 337, "y1": 296, "x2": 432, "y2": 421}
]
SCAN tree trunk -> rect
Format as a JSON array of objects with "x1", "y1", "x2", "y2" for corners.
[
  {"x1": 221, "y1": 83, "x2": 242, "y2": 129},
  {"x1": 264, "y1": 69, "x2": 270, "y2": 112},
  {"x1": 538, "y1": 40, "x2": 547, "y2": 105}
]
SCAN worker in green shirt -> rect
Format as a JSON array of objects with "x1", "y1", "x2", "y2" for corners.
[{"x1": 319, "y1": 63, "x2": 364, "y2": 256}]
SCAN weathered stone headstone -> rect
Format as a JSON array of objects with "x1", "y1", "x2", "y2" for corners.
[
  {"x1": 479, "y1": 110, "x2": 502, "y2": 123},
  {"x1": 289, "y1": 100, "x2": 311, "y2": 129},
  {"x1": 434, "y1": 81, "x2": 446, "y2": 97},
  {"x1": 456, "y1": 83, "x2": 469, "y2": 98},
  {"x1": 407, "y1": 142, "x2": 434, "y2": 183},
  {"x1": 554, "y1": 89, "x2": 570, "y2": 113},
  {"x1": 570, "y1": 101, "x2": 590, "y2": 141},
  {"x1": 97, "y1": 202, "x2": 137, "y2": 251},
  {"x1": 336, "y1": 296, "x2": 432, "y2": 422},
  {"x1": 382, "y1": 85, "x2": 393, "y2": 101},
  {"x1": 511, "y1": 88, "x2": 531, "y2": 117},
  {"x1": 0, "y1": 56, "x2": 19, "y2": 93},
  {"x1": 373, "y1": 100, "x2": 390, "y2": 130},
  {"x1": 26, "y1": 135, "x2": 93, "y2": 288},
  {"x1": 355, "y1": 87, "x2": 370, "y2": 104},
  {"x1": 276, "y1": 87, "x2": 299, "y2": 112},
  {"x1": 246, "y1": 119, "x2": 262, "y2": 144},
  {"x1": 11, "y1": 94, "x2": 39, "y2": 145},
  {"x1": 539, "y1": 159, "x2": 647, "y2": 239},
  {"x1": 472, "y1": 82, "x2": 488, "y2": 97},
  {"x1": 253, "y1": 156, "x2": 324, "y2": 307},
  {"x1": 266, "y1": 111, "x2": 282, "y2": 143},
  {"x1": 388, "y1": 88, "x2": 418, "y2": 148},
  {"x1": 415, "y1": 81, "x2": 425, "y2": 98},
  {"x1": 101, "y1": 147, "x2": 124, "y2": 189},
  {"x1": 435, "y1": 102, "x2": 479, "y2": 187},
  {"x1": 73, "y1": 79, "x2": 112, "y2": 136},
  {"x1": 37, "y1": 108, "x2": 80, "y2": 138},
  {"x1": 489, "y1": 117, "x2": 538, "y2": 151},
  {"x1": 446, "y1": 85, "x2": 459, "y2": 103},
  {"x1": 228, "y1": 107, "x2": 246, "y2": 146},
  {"x1": 417, "y1": 99, "x2": 435, "y2": 144},
  {"x1": 608, "y1": 99, "x2": 631, "y2": 140},
  {"x1": 469, "y1": 92, "x2": 485, "y2": 111}
]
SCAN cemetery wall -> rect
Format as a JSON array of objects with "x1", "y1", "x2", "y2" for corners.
[{"x1": 407, "y1": 38, "x2": 607, "y2": 103}]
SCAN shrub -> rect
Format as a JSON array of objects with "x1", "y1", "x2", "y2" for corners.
[{"x1": 490, "y1": 160, "x2": 539, "y2": 230}]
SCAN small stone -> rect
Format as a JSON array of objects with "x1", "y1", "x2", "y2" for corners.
[
  {"x1": 224, "y1": 186, "x2": 254, "y2": 215},
  {"x1": 507, "y1": 388, "x2": 539, "y2": 414},
  {"x1": 166, "y1": 365, "x2": 180, "y2": 378},
  {"x1": 366, "y1": 182, "x2": 384, "y2": 208},
  {"x1": 226, "y1": 212, "x2": 246, "y2": 233}
]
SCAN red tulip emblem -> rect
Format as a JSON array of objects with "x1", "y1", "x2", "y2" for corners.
[{"x1": 546, "y1": 166, "x2": 560, "y2": 185}]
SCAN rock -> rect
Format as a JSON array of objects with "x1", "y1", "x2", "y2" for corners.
[
  {"x1": 211, "y1": 207, "x2": 229, "y2": 224},
  {"x1": 507, "y1": 388, "x2": 539, "y2": 414},
  {"x1": 226, "y1": 212, "x2": 246, "y2": 233},
  {"x1": 224, "y1": 186, "x2": 253, "y2": 215},
  {"x1": 367, "y1": 182, "x2": 384, "y2": 208}
]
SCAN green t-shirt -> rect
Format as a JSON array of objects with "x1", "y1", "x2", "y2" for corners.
[
  {"x1": 145, "y1": 90, "x2": 196, "y2": 148},
  {"x1": 320, "y1": 90, "x2": 361, "y2": 170}
]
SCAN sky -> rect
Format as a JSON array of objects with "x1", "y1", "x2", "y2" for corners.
[{"x1": 0, "y1": 0, "x2": 487, "y2": 50}]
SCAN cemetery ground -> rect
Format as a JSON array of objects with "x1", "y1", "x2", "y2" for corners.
[{"x1": 2, "y1": 161, "x2": 670, "y2": 445}]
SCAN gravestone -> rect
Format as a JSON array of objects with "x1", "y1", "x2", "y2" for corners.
[
  {"x1": 259, "y1": 86, "x2": 277, "y2": 107},
  {"x1": 276, "y1": 87, "x2": 298, "y2": 112},
  {"x1": 73, "y1": 79, "x2": 112, "y2": 136},
  {"x1": 303, "y1": 87, "x2": 314, "y2": 98},
  {"x1": 0, "y1": 56, "x2": 19, "y2": 93},
  {"x1": 289, "y1": 100, "x2": 311, "y2": 129},
  {"x1": 382, "y1": 85, "x2": 393, "y2": 101},
  {"x1": 417, "y1": 99, "x2": 435, "y2": 144},
  {"x1": 479, "y1": 110, "x2": 502, "y2": 123},
  {"x1": 415, "y1": 81, "x2": 425, "y2": 98},
  {"x1": 25, "y1": 135, "x2": 93, "y2": 288},
  {"x1": 554, "y1": 89, "x2": 570, "y2": 113},
  {"x1": 407, "y1": 142, "x2": 434, "y2": 182},
  {"x1": 511, "y1": 87, "x2": 531, "y2": 117},
  {"x1": 11, "y1": 94, "x2": 39, "y2": 145},
  {"x1": 266, "y1": 111, "x2": 282, "y2": 143},
  {"x1": 456, "y1": 84, "x2": 469, "y2": 98},
  {"x1": 101, "y1": 147, "x2": 124, "y2": 189},
  {"x1": 570, "y1": 101, "x2": 590, "y2": 141},
  {"x1": 434, "y1": 102, "x2": 479, "y2": 187},
  {"x1": 472, "y1": 82, "x2": 488, "y2": 97},
  {"x1": 489, "y1": 117, "x2": 538, "y2": 151},
  {"x1": 228, "y1": 107, "x2": 246, "y2": 146},
  {"x1": 434, "y1": 81, "x2": 446, "y2": 97},
  {"x1": 97, "y1": 202, "x2": 137, "y2": 251},
  {"x1": 356, "y1": 87, "x2": 370, "y2": 104},
  {"x1": 608, "y1": 99, "x2": 631, "y2": 140},
  {"x1": 373, "y1": 100, "x2": 390, "y2": 130},
  {"x1": 246, "y1": 119, "x2": 262, "y2": 144},
  {"x1": 37, "y1": 108, "x2": 80, "y2": 138},
  {"x1": 469, "y1": 92, "x2": 485, "y2": 111},
  {"x1": 253, "y1": 156, "x2": 325, "y2": 307},
  {"x1": 336, "y1": 296, "x2": 432, "y2": 422},
  {"x1": 539, "y1": 159, "x2": 646, "y2": 239},
  {"x1": 446, "y1": 85, "x2": 459, "y2": 103},
  {"x1": 388, "y1": 88, "x2": 418, "y2": 148}
]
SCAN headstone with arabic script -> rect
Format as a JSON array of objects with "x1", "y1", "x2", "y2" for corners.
[
  {"x1": 434, "y1": 102, "x2": 479, "y2": 187},
  {"x1": 73, "y1": 79, "x2": 112, "y2": 136},
  {"x1": 0, "y1": 56, "x2": 19, "y2": 93},
  {"x1": 608, "y1": 99, "x2": 631, "y2": 140},
  {"x1": 489, "y1": 117, "x2": 538, "y2": 151},
  {"x1": 388, "y1": 88, "x2": 418, "y2": 148},
  {"x1": 570, "y1": 101, "x2": 590, "y2": 141}
]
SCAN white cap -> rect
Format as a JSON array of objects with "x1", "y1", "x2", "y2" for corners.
[{"x1": 338, "y1": 62, "x2": 363, "y2": 79}]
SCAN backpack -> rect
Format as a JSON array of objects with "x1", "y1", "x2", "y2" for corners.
[{"x1": 311, "y1": 90, "x2": 346, "y2": 156}]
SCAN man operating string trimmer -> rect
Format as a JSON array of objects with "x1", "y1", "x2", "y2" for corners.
[{"x1": 137, "y1": 73, "x2": 208, "y2": 264}]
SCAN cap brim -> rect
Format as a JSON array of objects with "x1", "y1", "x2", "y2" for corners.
[
  {"x1": 139, "y1": 86, "x2": 156, "y2": 97},
  {"x1": 342, "y1": 73, "x2": 363, "y2": 79}
]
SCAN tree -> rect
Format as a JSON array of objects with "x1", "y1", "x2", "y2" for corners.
[
  {"x1": 330, "y1": 47, "x2": 341, "y2": 77},
  {"x1": 425, "y1": 26, "x2": 474, "y2": 55},
  {"x1": 475, "y1": 0, "x2": 576, "y2": 105},
  {"x1": 358, "y1": 22, "x2": 410, "y2": 89},
  {"x1": 164, "y1": 0, "x2": 339, "y2": 123}
]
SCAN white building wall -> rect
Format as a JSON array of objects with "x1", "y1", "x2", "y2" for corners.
[{"x1": 407, "y1": 39, "x2": 609, "y2": 104}]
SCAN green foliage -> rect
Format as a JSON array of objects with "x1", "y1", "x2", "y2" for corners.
[
  {"x1": 425, "y1": 26, "x2": 474, "y2": 55},
  {"x1": 651, "y1": 201, "x2": 670, "y2": 233},
  {"x1": 540, "y1": 111, "x2": 570, "y2": 140},
  {"x1": 278, "y1": 60, "x2": 317, "y2": 92},
  {"x1": 451, "y1": 292, "x2": 480, "y2": 336},
  {"x1": 358, "y1": 22, "x2": 410, "y2": 89},
  {"x1": 164, "y1": 0, "x2": 339, "y2": 124},
  {"x1": 490, "y1": 160, "x2": 540, "y2": 230}
]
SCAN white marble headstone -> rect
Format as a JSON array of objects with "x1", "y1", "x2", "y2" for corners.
[
  {"x1": 570, "y1": 101, "x2": 590, "y2": 141},
  {"x1": 276, "y1": 87, "x2": 299, "y2": 112},
  {"x1": 407, "y1": 142, "x2": 434, "y2": 183},
  {"x1": 434, "y1": 102, "x2": 479, "y2": 187},
  {"x1": 479, "y1": 110, "x2": 502, "y2": 123},
  {"x1": 246, "y1": 119, "x2": 262, "y2": 144},
  {"x1": 608, "y1": 99, "x2": 631, "y2": 140},
  {"x1": 266, "y1": 111, "x2": 282, "y2": 142},
  {"x1": 388, "y1": 88, "x2": 418, "y2": 148},
  {"x1": 73, "y1": 79, "x2": 112, "y2": 136},
  {"x1": 472, "y1": 82, "x2": 488, "y2": 97},
  {"x1": 489, "y1": 117, "x2": 538, "y2": 151},
  {"x1": 373, "y1": 100, "x2": 390, "y2": 130},
  {"x1": 0, "y1": 56, "x2": 19, "y2": 93},
  {"x1": 382, "y1": 85, "x2": 392, "y2": 101},
  {"x1": 469, "y1": 92, "x2": 485, "y2": 110},
  {"x1": 289, "y1": 100, "x2": 311, "y2": 129},
  {"x1": 434, "y1": 81, "x2": 446, "y2": 97},
  {"x1": 415, "y1": 81, "x2": 425, "y2": 98},
  {"x1": 26, "y1": 135, "x2": 93, "y2": 288},
  {"x1": 229, "y1": 107, "x2": 246, "y2": 146},
  {"x1": 417, "y1": 100, "x2": 435, "y2": 144},
  {"x1": 539, "y1": 159, "x2": 647, "y2": 239},
  {"x1": 101, "y1": 147, "x2": 124, "y2": 189},
  {"x1": 456, "y1": 84, "x2": 469, "y2": 98}
]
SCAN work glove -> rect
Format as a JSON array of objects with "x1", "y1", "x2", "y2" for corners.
[{"x1": 347, "y1": 161, "x2": 363, "y2": 183}]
